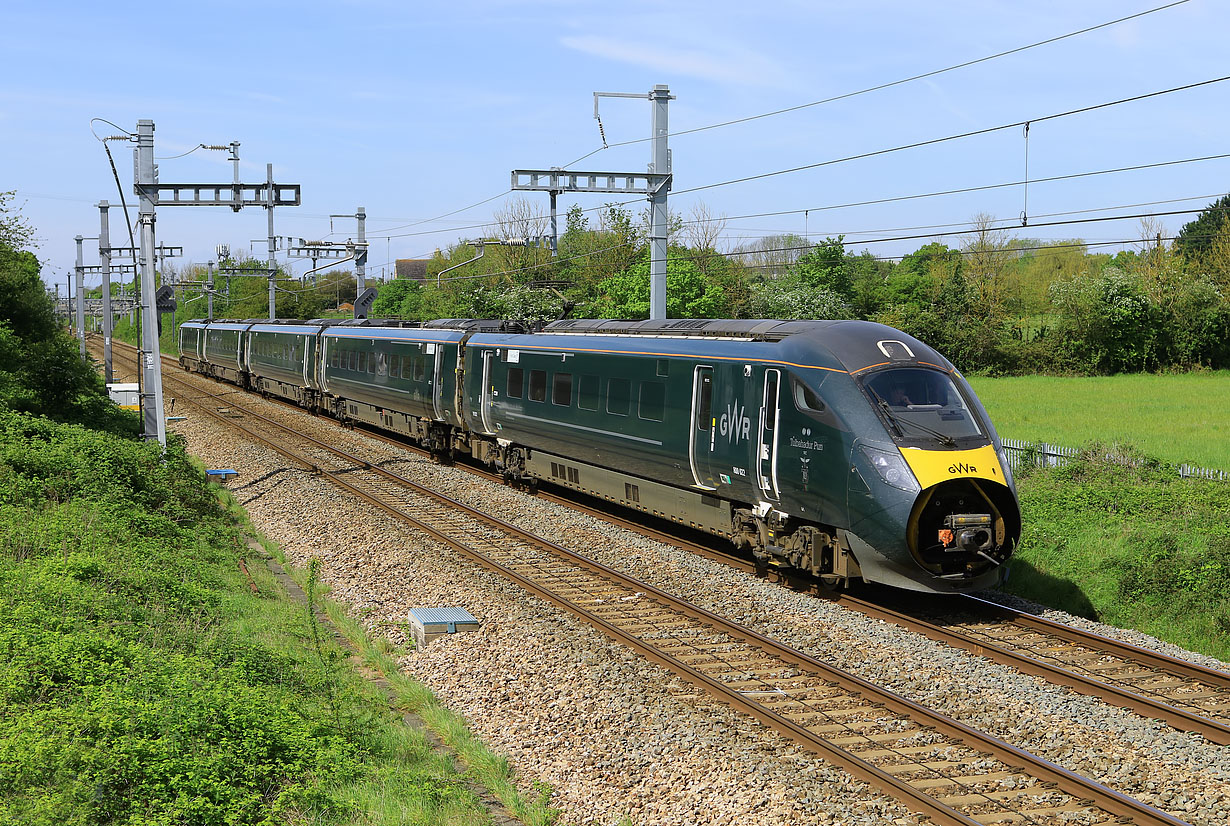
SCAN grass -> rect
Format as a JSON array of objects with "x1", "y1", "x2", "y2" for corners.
[
  {"x1": 1002, "y1": 447, "x2": 1230, "y2": 661},
  {"x1": 967, "y1": 372, "x2": 1230, "y2": 470},
  {"x1": 0, "y1": 408, "x2": 552, "y2": 825}
]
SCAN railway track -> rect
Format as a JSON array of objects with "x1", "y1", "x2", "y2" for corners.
[{"x1": 98, "y1": 340, "x2": 1192, "y2": 826}]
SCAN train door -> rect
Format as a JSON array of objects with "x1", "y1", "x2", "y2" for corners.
[
  {"x1": 431, "y1": 343, "x2": 444, "y2": 420},
  {"x1": 689, "y1": 365, "x2": 716, "y2": 489},
  {"x1": 479, "y1": 349, "x2": 495, "y2": 434},
  {"x1": 757, "y1": 369, "x2": 781, "y2": 501}
]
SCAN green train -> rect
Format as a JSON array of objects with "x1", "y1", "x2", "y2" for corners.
[{"x1": 180, "y1": 317, "x2": 1021, "y2": 593}]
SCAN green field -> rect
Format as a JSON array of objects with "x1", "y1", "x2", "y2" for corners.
[{"x1": 967, "y1": 372, "x2": 1230, "y2": 471}]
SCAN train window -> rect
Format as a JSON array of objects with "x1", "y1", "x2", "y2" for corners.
[
  {"x1": 553, "y1": 373, "x2": 572, "y2": 406},
  {"x1": 358, "y1": 351, "x2": 367, "y2": 373},
  {"x1": 863, "y1": 368, "x2": 984, "y2": 443},
  {"x1": 389, "y1": 355, "x2": 400, "y2": 378},
  {"x1": 413, "y1": 357, "x2": 425, "y2": 381},
  {"x1": 368, "y1": 352, "x2": 377, "y2": 374},
  {"x1": 349, "y1": 351, "x2": 358, "y2": 372},
  {"x1": 639, "y1": 381, "x2": 665, "y2": 422},
  {"x1": 578, "y1": 375, "x2": 599, "y2": 411},
  {"x1": 507, "y1": 367, "x2": 524, "y2": 398},
  {"x1": 401, "y1": 356, "x2": 413, "y2": 379},
  {"x1": 792, "y1": 378, "x2": 825, "y2": 413},
  {"x1": 763, "y1": 372, "x2": 779, "y2": 432},
  {"x1": 656, "y1": 359, "x2": 669, "y2": 377},
  {"x1": 529, "y1": 370, "x2": 547, "y2": 402},
  {"x1": 607, "y1": 378, "x2": 630, "y2": 416},
  {"x1": 696, "y1": 371, "x2": 712, "y2": 431},
  {"x1": 376, "y1": 352, "x2": 388, "y2": 377}
]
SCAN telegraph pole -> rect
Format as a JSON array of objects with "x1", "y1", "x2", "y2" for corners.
[
  {"x1": 206, "y1": 260, "x2": 215, "y2": 321},
  {"x1": 126, "y1": 119, "x2": 300, "y2": 444},
  {"x1": 135, "y1": 119, "x2": 168, "y2": 447},
  {"x1": 98, "y1": 202, "x2": 114, "y2": 383},
  {"x1": 648, "y1": 85, "x2": 671, "y2": 321},
  {"x1": 513, "y1": 84, "x2": 674, "y2": 318},
  {"x1": 356, "y1": 206, "x2": 366, "y2": 293},
  {"x1": 74, "y1": 235, "x2": 86, "y2": 355},
  {"x1": 266, "y1": 163, "x2": 277, "y2": 320}
]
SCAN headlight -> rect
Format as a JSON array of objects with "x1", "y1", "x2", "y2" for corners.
[{"x1": 860, "y1": 445, "x2": 921, "y2": 493}]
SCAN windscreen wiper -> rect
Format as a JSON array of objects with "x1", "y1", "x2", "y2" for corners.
[{"x1": 877, "y1": 400, "x2": 957, "y2": 447}]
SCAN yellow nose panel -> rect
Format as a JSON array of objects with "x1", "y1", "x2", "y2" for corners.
[{"x1": 898, "y1": 444, "x2": 1006, "y2": 489}]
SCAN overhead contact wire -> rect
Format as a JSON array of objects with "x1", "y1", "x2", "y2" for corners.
[{"x1": 559, "y1": 0, "x2": 1193, "y2": 168}]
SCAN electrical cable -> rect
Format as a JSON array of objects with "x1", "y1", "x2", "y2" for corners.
[
  {"x1": 558, "y1": 0, "x2": 1193, "y2": 168},
  {"x1": 672, "y1": 75, "x2": 1230, "y2": 197},
  {"x1": 154, "y1": 144, "x2": 208, "y2": 160},
  {"x1": 678, "y1": 153, "x2": 1230, "y2": 229},
  {"x1": 719, "y1": 193, "x2": 1227, "y2": 243},
  {"x1": 368, "y1": 189, "x2": 514, "y2": 238}
]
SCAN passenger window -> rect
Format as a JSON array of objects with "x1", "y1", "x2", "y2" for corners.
[
  {"x1": 607, "y1": 378, "x2": 630, "y2": 416},
  {"x1": 402, "y1": 356, "x2": 413, "y2": 378},
  {"x1": 507, "y1": 367, "x2": 524, "y2": 399},
  {"x1": 413, "y1": 357, "x2": 425, "y2": 381},
  {"x1": 350, "y1": 351, "x2": 358, "y2": 371},
  {"x1": 529, "y1": 370, "x2": 546, "y2": 402},
  {"x1": 358, "y1": 351, "x2": 367, "y2": 373},
  {"x1": 553, "y1": 373, "x2": 572, "y2": 406},
  {"x1": 376, "y1": 352, "x2": 388, "y2": 377},
  {"x1": 578, "y1": 374, "x2": 599, "y2": 411},
  {"x1": 639, "y1": 381, "x2": 665, "y2": 422},
  {"x1": 389, "y1": 355, "x2": 400, "y2": 378}
]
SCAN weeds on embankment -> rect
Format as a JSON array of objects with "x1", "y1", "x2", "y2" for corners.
[
  {"x1": 1005, "y1": 443, "x2": 1230, "y2": 661},
  {"x1": 0, "y1": 408, "x2": 553, "y2": 826}
]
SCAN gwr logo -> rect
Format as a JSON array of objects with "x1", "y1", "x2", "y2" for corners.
[
  {"x1": 720, "y1": 400, "x2": 752, "y2": 443},
  {"x1": 949, "y1": 462, "x2": 977, "y2": 474}
]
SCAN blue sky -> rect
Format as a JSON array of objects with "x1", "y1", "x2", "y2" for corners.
[{"x1": 4, "y1": 0, "x2": 1227, "y2": 292}]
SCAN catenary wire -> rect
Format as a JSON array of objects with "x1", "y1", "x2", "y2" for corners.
[
  {"x1": 559, "y1": 0, "x2": 1193, "y2": 168},
  {"x1": 672, "y1": 75, "x2": 1230, "y2": 197},
  {"x1": 677, "y1": 153, "x2": 1230, "y2": 228}
]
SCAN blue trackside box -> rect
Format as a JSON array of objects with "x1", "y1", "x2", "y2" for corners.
[{"x1": 408, "y1": 606, "x2": 480, "y2": 647}]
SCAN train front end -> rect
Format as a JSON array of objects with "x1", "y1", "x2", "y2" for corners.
[{"x1": 842, "y1": 359, "x2": 1021, "y2": 592}]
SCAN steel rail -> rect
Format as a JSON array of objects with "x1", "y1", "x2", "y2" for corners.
[
  {"x1": 108, "y1": 346, "x2": 1191, "y2": 826},
  {"x1": 829, "y1": 592, "x2": 1230, "y2": 745},
  {"x1": 101, "y1": 341, "x2": 1230, "y2": 747}
]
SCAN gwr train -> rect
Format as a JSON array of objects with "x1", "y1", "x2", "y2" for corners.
[{"x1": 179, "y1": 317, "x2": 1021, "y2": 593}]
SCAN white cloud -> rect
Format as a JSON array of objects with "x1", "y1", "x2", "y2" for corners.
[{"x1": 560, "y1": 35, "x2": 788, "y2": 87}]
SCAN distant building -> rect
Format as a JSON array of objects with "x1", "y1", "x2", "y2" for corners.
[{"x1": 396, "y1": 259, "x2": 431, "y2": 282}]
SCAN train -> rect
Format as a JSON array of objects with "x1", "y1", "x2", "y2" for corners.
[{"x1": 179, "y1": 316, "x2": 1021, "y2": 594}]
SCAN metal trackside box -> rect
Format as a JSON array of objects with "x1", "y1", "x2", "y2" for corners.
[{"x1": 408, "y1": 606, "x2": 481, "y2": 648}]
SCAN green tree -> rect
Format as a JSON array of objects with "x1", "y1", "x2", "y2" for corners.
[{"x1": 1175, "y1": 194, "x2": 1230, "y2": 262}]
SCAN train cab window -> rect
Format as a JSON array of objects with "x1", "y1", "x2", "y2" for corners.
[
  {"x1": 529, "y1": 370, "x2": 547, "y2": 402},
  {"x1": 639, "y1": 381, "x2": 665, "y2": 422},
  {"x1": 553, "y1": 373, "x2": 573, "y2": 406},
  {"x1": 578, "y1": 374, "x2": 599, "y2": 411},
  {"x1": 863, "y1": 368, "x2": 984, "y2": 442},
  {"x1": 507, "y1": 367, "x2": 524, "y2": 399},
  {"x1": 607, "y1": 378, "x2": 630, "y2": 416},
  {"x1": 413, "y1": 357, "x2": 425, "y2": 381}
]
